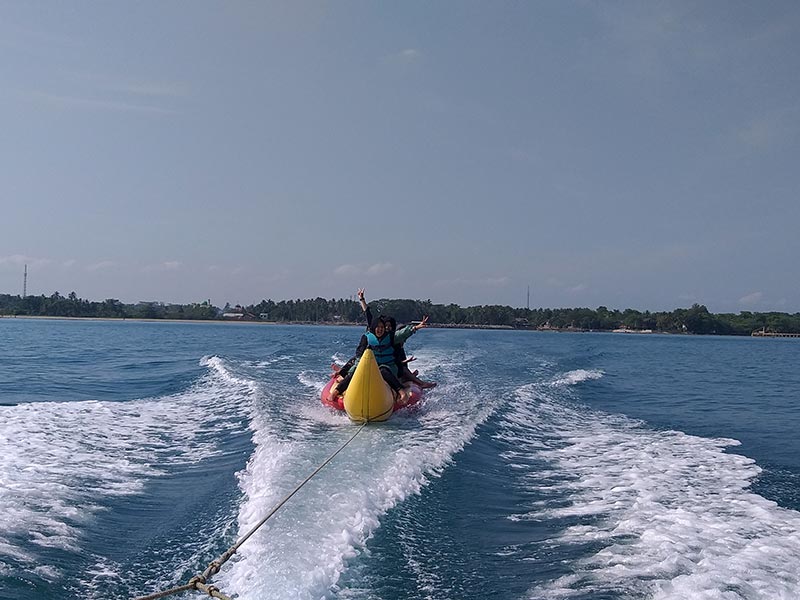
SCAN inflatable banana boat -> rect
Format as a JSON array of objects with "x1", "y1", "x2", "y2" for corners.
[{"x1": 321, "y1": 349, "x2": 422, "y2": 422}]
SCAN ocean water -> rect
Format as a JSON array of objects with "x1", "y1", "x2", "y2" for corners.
[{"x1": 1, "y1": 319, "x2": 799, "y2": 600}]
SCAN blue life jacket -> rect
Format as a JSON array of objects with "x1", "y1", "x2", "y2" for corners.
[{"x1": 365, "y1": 332, "x2": 397, "y2": 372}]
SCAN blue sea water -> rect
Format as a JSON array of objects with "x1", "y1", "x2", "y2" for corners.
[{"x1": 1, "y1": 318, "x2": 800, "y2": 600}]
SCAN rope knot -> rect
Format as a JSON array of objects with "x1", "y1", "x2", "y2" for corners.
[
  {"x1": 208, "y1": 560, "x2": 222, "y2": 575},
  {"x1": 188, "y1": 575, "x2": 206, "y2": 588},
  {"x1": 206, "y1": 585, "x2": 220, "y2": 597},
  {"x1": 221, "y1": 549, "x2": 237, "y2": 562}
]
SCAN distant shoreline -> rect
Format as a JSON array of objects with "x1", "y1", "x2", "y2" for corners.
[
  {"x1": 3, "y1": 314, "x2": 798, "y2": 338},
  {"x1": 1, "y1": 315, "x2": 286, "y2": 325},
  {"x1": 0, "y1": 314, "x2": 565, "y2": 330},
  {"x1": 0, "y1": 314, "x2": 699, "y2": 334},
  {"x1": 4, "y1": 292, "x2": 799, "y2": 336},
  {"x1": 1, "y1": 314, "x2": 374, "y2": 326}
]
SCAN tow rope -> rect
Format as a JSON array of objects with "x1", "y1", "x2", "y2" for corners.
[{"x1": 132, "y1": 422, "x2": 367, "y2": 600}]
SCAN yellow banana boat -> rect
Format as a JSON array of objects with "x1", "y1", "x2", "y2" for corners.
[
  {"x1": 321, "y1": 349, "x2": 422, "y2": 422},
  {"x1": 342, "y1": 349, "x2": 395, "y2": 422}
]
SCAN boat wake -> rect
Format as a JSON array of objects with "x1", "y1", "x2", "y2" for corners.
[
  {"x1": 215, "y1": 347, "x2": 495, "y2": 599},
  {"x1": 0, "y1": 355, "x2": 255, "y2": 598},
  {"x1": 495, "y1": 372, "x2": 800, "y2": 599}
]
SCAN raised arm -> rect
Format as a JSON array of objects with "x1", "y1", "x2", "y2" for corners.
[
  {"x1": 395, "y1": 316, "x2": 430, "y2": 345},
  {"x1": 357, "y1": 288, "x2": 373, "y2": 329},
  {"x1": 357, "y1": 288, "x2": 368, "y2": 313}
]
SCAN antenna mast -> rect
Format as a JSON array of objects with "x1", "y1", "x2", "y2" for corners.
[
  {"x1": 527, "y1": 285, "x2": 530, "y2": 310},
  {"x1": 23, "y1": 264, "x2": 27, "y2": 298}
]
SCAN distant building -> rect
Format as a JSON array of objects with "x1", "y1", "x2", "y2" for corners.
[{"x1": 223, "y1": 305, "x2": 256, "y2": 320}]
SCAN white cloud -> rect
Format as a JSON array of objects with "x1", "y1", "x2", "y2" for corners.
[
  {"x1": 545, "y1": 276, "x2": 593, "y2": 291},
  {"x1": 738, "y1": 116, "x2": 781, "y2": 149},
  {"x1": 107, "y1": 81, "x2": 187, "y2": 97},
  {"x1": 738, "y1": 291, "x2": 763, "y2": 307},
  {"x1": 331, "y1": 263, "x2": 398, "y2": 278},
  {"x1": 435, "y1": 276, "x2": 509, "y2": 287},
  {"x1": 334, "y1": 264, "x2": 359, "y2": 276},
  {"x1": 398, "y1": 48, "x2": 421, "y2": 60},
  {"x1": 143, "y1": 261, "x2": 182, "y2": 273},
  {"x1": 366, "y1": 262, "x2": 395, "y2": 276},
  {"x1": 737, "y1": 107, "x2": 800, "y2": 151},
  {"x1": 2, "y1": 22, "x2": 84, "y2": 51},
  {"x1": 23, "y1": 90, "x2": 176, "y2": 115},
  {"x1": 86, "y1": 260, "x2": 116, "y2": 272},
  {"x1": 385, "y1": 48, "x2": 422, "y2": 64},
  {"x1": 0, "y1": 254, "x2": 52, "y2": 268},
  {"x1": 0, "y1": 255, "x2": 25, "y2": 266}
]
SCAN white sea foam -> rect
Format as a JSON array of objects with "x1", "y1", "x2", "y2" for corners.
[
  {"x1": 331, "y1": 352, "x2": 351, "y2": 364},
  {"x1": 549, "y1": 369, "x2": 604, "y2": 387},
  {"x1": 498, "y1": 384, "x2": 800, "y2": 599},
  {"x1": 0, "y1": 355, "x2": 255, "y2": 584},
  {"x1": 216, "y1": 350, "x2": 490, "y2": 599},
  {"x1": 296, "y1": 401, "x2": 350, "y2": 426},
  {"x1": 297, "y1": 369, "x2": 327, "y2": 394},
  {"x1": 241, "y1": 356, "x2": 293, "y2": 370}
]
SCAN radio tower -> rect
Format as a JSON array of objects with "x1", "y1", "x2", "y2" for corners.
[
  {"x1": 23, "y1": 264, "x2": 27, "y2": 298},
  {"x1": 527, "y1": 285, "x2": 530, "y2": 310}
]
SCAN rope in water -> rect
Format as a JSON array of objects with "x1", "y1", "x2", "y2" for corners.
[{"x1": 132, "y1": 422, "x2": 368, "y2": 600}]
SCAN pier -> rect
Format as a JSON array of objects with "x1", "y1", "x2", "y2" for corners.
[{"x1": 752, "y1": 330, "x2": 800, "y2": 338}]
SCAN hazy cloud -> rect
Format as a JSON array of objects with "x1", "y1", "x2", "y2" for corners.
[
  {"x1": 436, "y1": 276, "x2": 509, "y2": 287},
  {"x1": 22, "y1": 90, "x2": 176, "y2": 115},
  {"x1": 385, "y1": 48, "x2": 422, "y2": 64},
  {"x1": 86, "y1": 261, "x2": 116, "y2": 272},
  {"x1": 143, "y1": 261, "x2": 182, "y2": 272},
  {"x1": 0, "y1": 254, "x2": 52, "y2": 268},
  {"x1": 1, "y1": 22, "x2": 84, "y2": 51},
  {"x1": 106, "y1": 81, "x2": 187, "y2": 97},
  {"x1": 739, "y1": 118, "x2": 775, "y2": 149},
  {"x1": 738, "y1": 291, "x2": 764, "y2": 307},
  {"x1": 334, "y1": 264, "x2": 359, "y2": 276},
  {"x1": 737, "y1": 108, "x2": 799, "y2": 151},
  {"x1": 333, "y1": 263, "x2": 397, "y2": 277},
  {"x1": 366, "y1": 262, "x2": 395, "y2": 276}
]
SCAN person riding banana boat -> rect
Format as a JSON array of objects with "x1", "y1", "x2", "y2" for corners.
[
  {"x1": 330, "y1": 289, "x2": 435, "y2": 401},
  {"x1": 329, "y1": 312, "x2": 430, "y2": 405},
  {"x1": 383, "y1": 315, "x2": 437, "y2": 390}
]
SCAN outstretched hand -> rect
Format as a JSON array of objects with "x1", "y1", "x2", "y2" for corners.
[
  {"x1": 357, "y1": 288, "x2": 365, "y2": 300},
  {"x1": 414, "y1": 315, "x2": 430, "y2": 331}
]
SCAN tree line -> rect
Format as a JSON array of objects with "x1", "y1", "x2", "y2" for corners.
[{"x1": 2, "y1": 292, "x2": 799, "y2": 336}]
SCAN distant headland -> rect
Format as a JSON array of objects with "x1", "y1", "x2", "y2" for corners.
[{"x1": 1, "y1": 292, "x2": 798, "y2": 337}]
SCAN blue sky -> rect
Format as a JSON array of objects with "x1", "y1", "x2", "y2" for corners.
[{"x1": 2, "y1": 2, "x2": 798, "y2": 312}]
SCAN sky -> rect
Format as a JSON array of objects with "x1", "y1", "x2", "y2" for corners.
[{"x1": 1, "y1": 1, "x2": 799, "y2": 313}]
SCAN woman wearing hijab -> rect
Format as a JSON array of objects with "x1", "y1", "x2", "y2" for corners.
[{"x1": 329, "y1": 314, "x2": 409, "y2": 404}]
